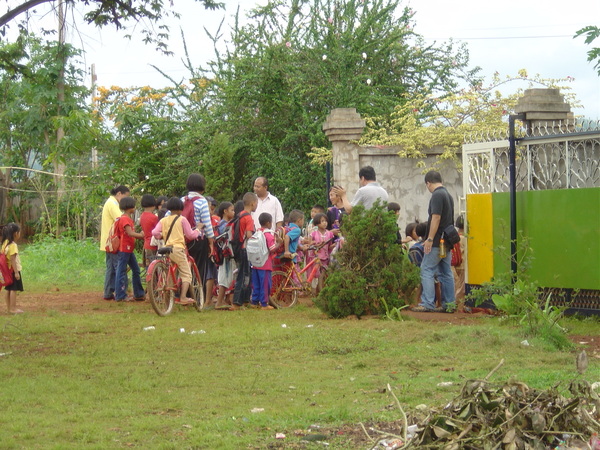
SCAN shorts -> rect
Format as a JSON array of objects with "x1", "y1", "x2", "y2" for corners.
[
  {"x1": 170, "y1": 247, "x2": 192, "y2": 284},
  {"x1": 5, "y1": 271, "x2": 24, "y2": 291},
  {"x1": 217, "y1": 259, "x2": 237, "y2": 288}
]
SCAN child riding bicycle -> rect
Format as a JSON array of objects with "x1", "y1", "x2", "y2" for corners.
[{"x1": 151, "y1": 197, "x2": 203, "y2": 305}]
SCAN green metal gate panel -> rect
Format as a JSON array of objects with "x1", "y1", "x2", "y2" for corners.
[{"x1": 492, "y1": 188, "x2": 600, "y2": 289}]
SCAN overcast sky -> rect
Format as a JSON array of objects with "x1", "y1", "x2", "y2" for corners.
[{"x1": 20, "y1": 0, "x2": 600, "y2": 119}]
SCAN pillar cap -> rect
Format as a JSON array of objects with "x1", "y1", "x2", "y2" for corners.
[{"x1": 323, "y1": 108, "x2": 365, "y2": 142}]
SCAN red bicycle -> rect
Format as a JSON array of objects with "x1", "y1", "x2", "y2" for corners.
[
  {"x1": 146, "y1": 246, "x2": 204, "y2": 316},
  {"x1": 269, "y1": 239, "x2": 333, "y2": 308}
]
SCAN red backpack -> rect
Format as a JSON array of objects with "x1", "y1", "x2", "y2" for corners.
[
  {"x1": 104, "y1": 217, "x2": 121, "y2": 254},
  {"x1": 451, "y1": 242, "x2": 462, "y2": 267},
  {"x1": 182, "y1": 195, "x2": 201, "y2": 228},
  {"x1": 0, "y1": 245, "x2": 14, "y2": 288}
]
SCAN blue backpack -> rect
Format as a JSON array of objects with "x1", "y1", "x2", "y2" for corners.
[{"x1": 408, "y1": 243, "x2": 425, "y2": 267}]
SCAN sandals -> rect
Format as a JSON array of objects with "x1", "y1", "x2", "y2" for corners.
[
  {"x1": 410, "y1": 305, "x2": 435, "y2": 312},
  {"x1": 176, "y1": 298, "x2": 196, "y2": 306}
]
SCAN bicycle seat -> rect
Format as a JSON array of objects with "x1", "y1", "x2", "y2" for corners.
[{"x1": 158, "y1": 246, "x2": 173, "y2": 255}]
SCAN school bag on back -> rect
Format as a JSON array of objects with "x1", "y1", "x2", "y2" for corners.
[
  {"x1": 211, "y1": 232, "x2": 233, "y2": 266},
  {"x1": 246, "y1": 229, "x2": 271, "y2": 267},
  {"x1": 104, "y1": 217, "x2": 121, "y2": 254},
  {"x1": 0, "y1": 245, "x2": 14, "y2": 288},
  {"x1": 182, "y1": 195, "x2": 201, "y2": 228},
  {"x1": 229, "y1": 212, "x2": 250, "y2": 262},
  {"x1": 408, "y1": 243, "x2": 424, "y2": 267}
]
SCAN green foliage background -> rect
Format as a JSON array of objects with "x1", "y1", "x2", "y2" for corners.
[{"x1": 0, "y1": 0, "x2": 475, "y2": 237}]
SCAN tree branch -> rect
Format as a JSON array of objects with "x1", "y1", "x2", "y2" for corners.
[{"x1": 0, "y1": 0, "x2": 54, "y2": 28}]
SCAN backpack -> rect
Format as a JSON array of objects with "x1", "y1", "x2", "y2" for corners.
[
  {"x1": 182, "y1": 195, "x2": 201, "y2": 228},
  {"x1": 451, "y1": 242, "x2": 462, "y2": 267},
  {"x1": 211, "y1": 232, "x2": 233, "y2": 266},
  {"x1": 408, "y1": 243, "x2": 424, "y2": 267},
  {"x1": 246, "y1": 229, "x2": 272, "y2": 268},
  {"x1": 0, "y1": 245, "x2": 14, "y2": 288},
  {"x1": 229, "y1": 212, "x2": 251, "y2": 262},
  {"x1": 104, "y1": 217, "x2": 121, "y2": 254}
]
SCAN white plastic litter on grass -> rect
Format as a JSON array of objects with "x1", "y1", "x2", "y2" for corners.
[
  {"x1": 520, "y1": 340, "x2": 530, "y2": 346},
  {"x1": 281, "y1": 324, "x2": 287, "y2": 328},
  {"x1": 190, "y1": 330, "x2": 206, "y2": 334},
  {"x1": 251, "y1": 408, "x2": 264, "y2": 413},
  {"x1": 143, "y1": 326, "x2": 155, "y2": 331},
  {"x1": 275, "y1": 433, "x2": 286, "y2": 439},
  {"x1": 306, "y1": 324, "x2": 314, "y2": 328},
  {"x1": 179, "y1": 328, "x2": 185, "y2": 333},
  {"x1": 437, "y1": 381, "x2": 453, "y2": 387}
]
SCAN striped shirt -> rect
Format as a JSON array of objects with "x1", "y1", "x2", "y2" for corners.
[{"x1": 183, "y1": 192, "x2": 215, "y2": 239}]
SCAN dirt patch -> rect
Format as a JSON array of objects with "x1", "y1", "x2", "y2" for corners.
[
  {"x1": 401, "y1": 309, "x2": 494, "y2": 325},
  {"x1": 569, "y1": 334, "x2": 600, "y2": 358},
  {"x1": 3, "y1": 291, "x2": 150, "y2": 315}
]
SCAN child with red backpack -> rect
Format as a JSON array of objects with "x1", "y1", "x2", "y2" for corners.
[
  {"x1": 2, "y1": 223, "x2": 24, "y2": 314},
  {"x1": 452, "y1": 215, "x2": 466, "y2": 311},
  {"x1": 180, "y1": 174, "x2": 215, "y2": 304},
  {"x1": 114, "y1": 197, "x2": 146, "y2": 302}
]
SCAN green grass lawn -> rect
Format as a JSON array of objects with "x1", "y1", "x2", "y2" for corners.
[
  {"x1": 1, "y1": 302, "x2": 598, "y2": 449},
  {"x1": 1, "y1": 238, "x2": 597, "y2": 448}
]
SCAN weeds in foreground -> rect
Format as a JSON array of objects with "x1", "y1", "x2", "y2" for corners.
[{"x1": 467, "y1": 232, "x2": 571, "y2": 350}]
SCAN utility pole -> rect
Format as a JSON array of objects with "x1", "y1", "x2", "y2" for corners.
[{"x1": 91, "y1": 63, "x2": 98, "y2": 169}]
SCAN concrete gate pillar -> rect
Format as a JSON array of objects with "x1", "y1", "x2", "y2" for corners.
[
  {"x1": 515, "y1": 88, "x2": 574, "y2": 135},
  {"x1": 322, "y1": 108, "x2": 365, "y2": 196}
]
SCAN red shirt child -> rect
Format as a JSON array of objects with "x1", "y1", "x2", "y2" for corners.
[
  {"x1": 118, "y1": 214, "x2": 137, "y2": 253},
  {"x1": 140, "y1": 211, "x2": 158, "y2": 251}
]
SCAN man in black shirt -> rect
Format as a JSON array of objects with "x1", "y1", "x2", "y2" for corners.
[{"x1": 411, "y1": 171, "x2": 456, "y2": 312}]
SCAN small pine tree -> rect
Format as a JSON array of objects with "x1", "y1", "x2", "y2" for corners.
[
  {"x1": 315, "y1": 201, "x2": 420, "y2": 318},
  {"x1": 203, "y1": 132, "x2": 235, "y2": 202}
]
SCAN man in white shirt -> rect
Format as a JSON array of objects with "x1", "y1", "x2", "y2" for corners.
[
  {"x1": 252, "y1": 177, "x2": 284, "y2": 231},
  {"x1": 332, "y1": 166, "x2": 389, "y2": 213}
]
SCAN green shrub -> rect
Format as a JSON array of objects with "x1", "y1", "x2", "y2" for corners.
[{"x1": 314, "y1": 202, "x2": 420, "y2": 318}]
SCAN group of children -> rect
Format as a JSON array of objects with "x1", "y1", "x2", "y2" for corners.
[
  {"x1": 103, "y1": 190, "x2": 340, "y2": 311},
  {"x1": 215, "y1": 194, "x2": 337, "y2": 311}
]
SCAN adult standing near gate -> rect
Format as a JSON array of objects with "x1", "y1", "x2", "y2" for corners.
[
  {"x1": 252, "y1": 177, "x2": 284, "y2": 231},
  {"x1": 101, "y1": 185, "x2": 130, "y2": 301},
  {"x1": 331, "y1": 166, "x2": 389, "y2": 213},
  {"x1": 411, "y1": 170, "x2": 456, "y2": 313},
  {"x1": 181, "y1": 173, "x2": 215, "y2": 302}
]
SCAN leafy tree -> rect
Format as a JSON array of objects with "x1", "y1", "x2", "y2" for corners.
[
  {"x1": 0, "y1": 35, "x2": 96, "y2": 235},
  {"x1": 575, "y1": 25, "x2": 600, "y2": 75},
  {"x1": 315, "y1": 202, "x2": 420, "y2": 318},
  {"x1": 355, "y1": 71, "x2": 580, "y2": 166},
  {"x1": 0, "y1": 0, "x2": 223, "y2": 60},
  {"x1": 204, "y1": 0, "x2": 476, "y2": 210}
]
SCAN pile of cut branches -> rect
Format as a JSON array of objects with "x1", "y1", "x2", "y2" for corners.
[{"x1": 380, "y1": 360, "x2": 600, "y2": 449}]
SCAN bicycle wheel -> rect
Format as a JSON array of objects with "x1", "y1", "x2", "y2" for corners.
[
  {"x1": 270, "y1": 270, "x2": 298, "y2": 308},
  {"x1": 190, "y1": 263, "x2": 205, "y2": 311},
  {"x1": 148, "y1": 260, "x2": 174, "y2": 316}
]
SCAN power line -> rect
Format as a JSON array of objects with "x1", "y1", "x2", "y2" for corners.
[{"x1": 424, "y1": 34, "x2": 573, "y2": 41}]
